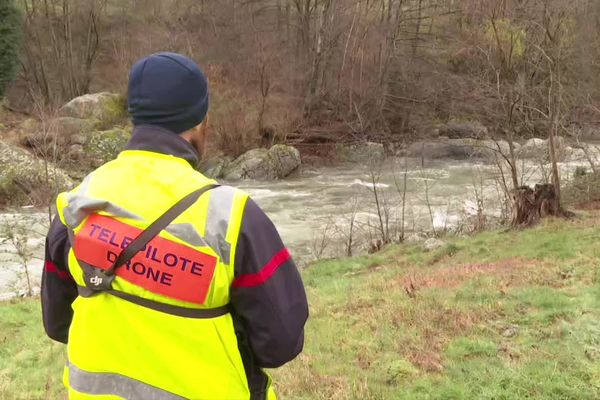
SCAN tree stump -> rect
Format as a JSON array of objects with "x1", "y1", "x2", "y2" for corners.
[{"x1": 510, "y1": 184, "x2": 561, "y2": 227}]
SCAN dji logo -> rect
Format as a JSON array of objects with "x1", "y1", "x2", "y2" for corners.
[{"x1": 90, "y1": 276, "x2": 103, "y2": 286}]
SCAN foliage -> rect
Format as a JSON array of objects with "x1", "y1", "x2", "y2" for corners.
[
  {"x1": 0, "y1": 0, "x2": 22, "y2": 97},
  {"x1": 208, "y1": 88, "x2": 260, "y2": 158},
  {"x1": 563, "y1": 170, "x2": 600, "y2": 207},
  {"x1": 3, "y1": 0, "x2": 598, "y2": 149},
  {"x1": 19, "y1": 0, "x2": 102, "y2": 105},
  {"x1": 484, "y1": 18, "x2": 526, "y2": 60}
]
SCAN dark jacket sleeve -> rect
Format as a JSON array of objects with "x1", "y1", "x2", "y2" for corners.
[
  {"x1": 231, "y1": 198, "x2": 309, "y2": 369},
  {"x1": 41, "y1": 216, "x2": 77, "y2": 344}
]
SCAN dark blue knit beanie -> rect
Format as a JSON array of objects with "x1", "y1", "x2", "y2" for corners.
[{"x1": 128, "y1": 52, "x2": 209, "y2": 134}]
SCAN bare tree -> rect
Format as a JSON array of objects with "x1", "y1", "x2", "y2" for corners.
[
  {"x1": 394, "y1": 157, "x2": 409, "y2": 241},
  {"x1": 333, "y1": 197, "x2": 361, "y2": 257},
  {"x1": 310, "y1": 220, "x2": 335, "y2": 260},
  {"x1": 368, "y1": 165, "x2": 392, "y2": 244},
  {"x1": 20, "y1": 0, "x2": 104, "y2": 105}
]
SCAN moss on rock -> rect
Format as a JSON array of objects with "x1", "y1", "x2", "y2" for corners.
[
  {"x1": 60, "y1": 92, "x2": 127, "y2": 129},
  {"x1": 83, "y1": 127, "x2": 132, "y2": 167},
  {"x1": 0, "y1": 140, "x2": 73, "y2": 207}
]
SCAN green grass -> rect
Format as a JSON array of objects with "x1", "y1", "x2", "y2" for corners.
[
  {"x1": 3, "y1": 214, "x2": 600, "y2": 399},
  {"x1": 0, "y1": 300, "x2": 65, "y2": 400},
  {"x1": 273, "y1": 213, "x2": 600, "y2": 399}
]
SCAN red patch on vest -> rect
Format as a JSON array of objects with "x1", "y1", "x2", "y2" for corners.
[{"x1": 74, "y1": 214, "x2": 217, "y2": 305}]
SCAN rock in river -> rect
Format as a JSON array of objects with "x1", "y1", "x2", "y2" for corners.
[{"x1": 222, "y1": 145, "x2": 301, "y2": 180}]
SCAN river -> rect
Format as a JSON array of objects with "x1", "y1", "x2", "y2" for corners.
[{"x1": 0, "y1": 157, "x2": 586, "y2": 300}]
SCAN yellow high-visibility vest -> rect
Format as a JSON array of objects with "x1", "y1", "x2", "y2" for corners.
[{"x1": 56, "y1": 149, "x2": 276, "y2": 399}]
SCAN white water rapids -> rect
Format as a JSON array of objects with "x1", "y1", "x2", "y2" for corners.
[{"x1": 0, "y1": 157, "x2": 587, "y2": 300}]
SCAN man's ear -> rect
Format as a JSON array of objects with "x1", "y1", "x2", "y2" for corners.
[{"x1": 199, "y1": 113, "x2": 209, "y2": 141}]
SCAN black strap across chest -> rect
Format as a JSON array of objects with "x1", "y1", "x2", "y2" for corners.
[
  {"x1": 76, "y1": 284, "x2": 230, "y2": 318},
  {"x1": 107, "y1": 183, "x2": 220, "y2": 275},
  {"x1": 75, "y1": 184, "x2": 230, "y2": 319}
]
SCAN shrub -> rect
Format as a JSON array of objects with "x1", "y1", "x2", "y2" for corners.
[
  {"x1": 209, "y1": 88, "x2": 260, "y2": 158},
  {"x1": 0, "y1": 0, "x2": 22, "y2": 97},
  {"x1": 563, "y1": 170, "x2": 600, "y2": 206}
]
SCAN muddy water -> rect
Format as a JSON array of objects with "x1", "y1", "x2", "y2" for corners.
[
  {"x1": 0, "y1": 157, "x2": 585, "y2": 299},
  {"x1": 236, "y1": 158, "x2": 563, "y2": 262}
]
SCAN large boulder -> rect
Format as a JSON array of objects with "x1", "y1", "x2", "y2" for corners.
[
  {"x1": 407, "y1": 141, "x2": 475, "y2": 159},
  {"x1": 461, "y1": 139, "x2": 520, "y2": 159},
  {"x1": 567, "y1": 144, "x2": 600, "y2": 164},
  {"x1": 406, "y1": 138, "x2": 522, "y2": 161},
  {"x1": 222, "y1": 145, "x2": 301, "y2": 180},
  {"x1": 337, "y1": 142, "x2": 385, "y2": 163},
  {"x1": 477, "y1": 139, "x2": 508, "y2": 157},
  {"x1": 223, "y1": 149, "x2": 269, "y2": 180},
  {"x1": 198, "y1": 155, "x2": 233, "y2": 179},
  {"x1": 518, "y1": 138, "x2": 547, "y2": 159},
  {"x1": 440, "y1": 120, "x2": 488, "y2": 139},
  {"x1": 0, "y1": 140, "x2": 73, "y2": 206},
  {"x1": 269, "y1": 144, "x2": 302, "y2": 177},
  {"x1": 450, "y1": 138, "x2": 487, "y2": 158},
  {"x1": 60, "y1": 92, "x2": 126, "y2": 128},
  {"x1": 21, "y1": 117, "x2": 97, "y2": 155},
  {"x1": 52, "y1": 117, "x2": 98, "y2": 138},
  {"x1": 563, "y1": 146, "x2": 585, "y2": 163},
  {"x1": 84, "y1": 127, "x2": 132, "y2": 167},
  {"x1": 517, "y1": 137, "x2": 567, "y2": 161}
]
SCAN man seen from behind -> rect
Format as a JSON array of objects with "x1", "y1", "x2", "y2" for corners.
[{"x1": 41, "y1": 52, "x2": 309, "y2": 400}]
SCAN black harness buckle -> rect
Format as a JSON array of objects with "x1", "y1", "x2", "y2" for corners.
[{"x1": 83, "y1": 268, "x2": 115, "y2": 292}]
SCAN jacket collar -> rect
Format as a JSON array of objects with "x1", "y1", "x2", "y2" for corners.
[{"x1": 125, "y1": 125, "x2": 199, "y2": 168}]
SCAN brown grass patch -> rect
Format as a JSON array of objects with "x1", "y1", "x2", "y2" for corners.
[
  {"x1": 390, "y1": 304, "x2": 490, "y2": 374},
  {"x1": 276, "y1": 355, "x2": 355, "y2": 400},
  {"x1": 398, "y1": 258, "x2": 547, "y2": 292},
  {"x1": 574, "y1": 201, "x2": 600, "y2": 211},
  {"x1": 407, "y1": 348, "x2": 444, "y2": 373}
]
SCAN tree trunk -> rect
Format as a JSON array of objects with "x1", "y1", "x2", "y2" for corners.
[
  {"x1": 510, "y1": 184, "x2": 561, "y2": 227},
  {"x1": 305, "y1": 0, "x2": 334, "y2": 119}
]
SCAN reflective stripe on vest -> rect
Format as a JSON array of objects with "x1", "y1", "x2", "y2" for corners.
[
  {"x1": 67, "y1": 362, "x2": 186, "y2": 400},
  {"x1": 62, "y1": 181, "x2": 238, "y2": 269},
  {"x1": 205, "y1": 186, "x2": 237, "y2": 265},
  {"x1": 62, "y1": 175, "x2": 143, "y2": 228}
]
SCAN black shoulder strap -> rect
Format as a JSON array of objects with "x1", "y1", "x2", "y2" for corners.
[
  {"x1": 82, "y1": 184, "x2": 220, "y2": 292},
  {"x1": 79, "y1": 183, "x2": 230, "y2": 318},
  {"x1": 106, "y1": 184, "x2": 220, "y2": 275}
]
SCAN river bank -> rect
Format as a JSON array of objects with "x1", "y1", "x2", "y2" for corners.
[
  {"x1": 2, "y1": 210, "x2": 600, "y2": 399},
  {"x1": 0, "y1": 150, "x2": 593, "y2": 300},
  {"x1": 1, "y1": 93, "x2": 597, "y2": 298}
]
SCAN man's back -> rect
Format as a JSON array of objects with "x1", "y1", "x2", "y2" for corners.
[
  {"x1": 42, "y1": 53, "x2": 308, "y2": 400},
  {"x1": 63, "y1": 139, "x2": 249, "y2": 398}
]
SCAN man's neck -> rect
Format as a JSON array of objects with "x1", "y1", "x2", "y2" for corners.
[{"x1": 125, "y1": 125, "x2": 200, "y2": 168}]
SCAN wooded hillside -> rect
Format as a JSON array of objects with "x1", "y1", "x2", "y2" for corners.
[{"x1": 4, "y1": 0, "x2": 600, "y2": 154}]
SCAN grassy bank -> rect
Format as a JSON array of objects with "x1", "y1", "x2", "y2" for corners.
[
  {"x1": 3, "y1": 213, "x2": 600, "y2": 399},
  {"x1": 0, "y1": 300, "x2": 65, "y2": 399}
]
